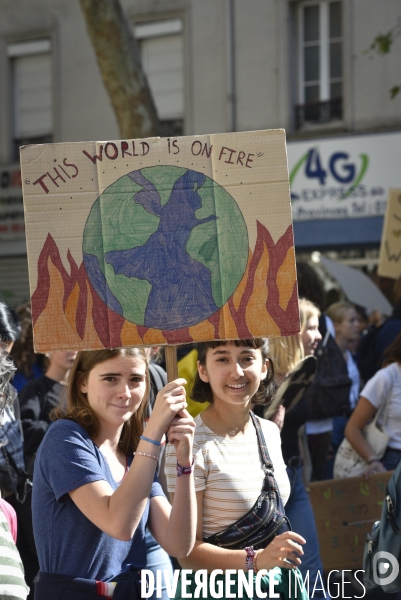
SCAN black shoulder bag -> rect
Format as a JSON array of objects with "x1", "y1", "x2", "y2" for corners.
[
  {"x1": 204, "y1": 412, "x2": 291, "y2": 550},
  {"x1": 305, "y1": 330, "x2": 352, "y2": 419}
]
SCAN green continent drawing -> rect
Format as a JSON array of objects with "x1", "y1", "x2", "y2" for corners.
[{"x1": 83, "y1": 166, "x2": 248, "y2": 330}]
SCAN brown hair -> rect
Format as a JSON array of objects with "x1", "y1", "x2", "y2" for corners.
[
  {"x1": 326, "y1": 301, "x2": 355, "y2": 324},
  {"x1": 191, "y1": 339, "x2": 275, "y2": 405},
  {"x1": 10, "y1": 303, "x2": 48, "y2": 378},
  {"x1": 52, "y1": 347, "x2": 149, "y2": 455},
  {"x1": 382, "y1": 331, "x2": 401, "y2": 367}
]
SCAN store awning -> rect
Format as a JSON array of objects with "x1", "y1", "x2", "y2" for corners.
[{"x1": 293, "y1": 216, "x2": 383, "y2": 250}]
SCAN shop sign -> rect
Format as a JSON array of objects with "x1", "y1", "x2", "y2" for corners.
[
  {"x1": 288, "y1": 132, "x2": 401, "y2": 221},
  {"x1": 0, "y1": 166, "x2": 25, "y2": 241}
]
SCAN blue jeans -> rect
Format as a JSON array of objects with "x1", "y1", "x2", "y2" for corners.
[
  {"x1": 332, "y1": 415, "x2": 348, "y2": 454},
  {"x1": 285, "y1": 465, "x2": 327, "y2": 599},
  {"x1": 145, "y1": 529, "x2": 173, "y2": 600}
]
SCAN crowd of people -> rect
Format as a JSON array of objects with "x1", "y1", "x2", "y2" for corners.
[{"x1": 0, "y1": 266, "x2": 400, "y2": 600}]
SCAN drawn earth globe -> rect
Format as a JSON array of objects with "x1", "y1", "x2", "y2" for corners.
[{"x1": 83, "y1": 165, "x2": 248, "y2": 330}]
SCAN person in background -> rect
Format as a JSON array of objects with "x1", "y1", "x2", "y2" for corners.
[
  {"x1": 297, "y1": 262, "x2": 339, "y2": 480},
  {"x1": 270, "y1": 299, "x2": 326, "y2": 598},
  {"x1": 10, "y1": 303, "x2": 47, "y2": 393},
  {"x1": 305, "y1": 302, "x2": 359, "y2": 481},
  {"x1": 0, "y1": 303, "x2": 28, "y2": 537},
  {"x1": 345, "y1": 331, "x2": 401, "y2": 477},
  {"x1": 375, "y1": 277, "x2": 401, "y2": 365},
  {"x1": 253, "y1": 334, "x2": 302, "y2": 422},
  {"x1": 268, "y1": 336, "x2": 303, "y2": 385},
  {"x1": 325, "y1": 302, "x2": 361, "y2": 462},
  {"x1": 359, "y1": 278, "x2": 401, "y2": 384},
  {"x1": 368, "y1": 310, "x2": 384, "y2": 328},
  {"x1": 304, "y1": 309, "x2": 337, "y2": 482},
  {"x1": 0, "y1": 348, "x2": 29, "y2": 599},
  {"x1": 296, "y1": 262, "x2": 326, "y2": 314},
  {"x1": 16, "y1": 351, "x2": 77, "y2": 597},
  {"x1": 0, "y1": 301, "x2": 23, "y2": 428},
  {"x1": 19, "y1": 351, "x2": 77, "y2": 469},
  {"x1": 0, "y1": 303, "x2": 21, "y2": 354}
]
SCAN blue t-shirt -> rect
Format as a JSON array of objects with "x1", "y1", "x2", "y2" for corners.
[{"x1": 32, "y1": 419, "x2": 164, "y2": 581}]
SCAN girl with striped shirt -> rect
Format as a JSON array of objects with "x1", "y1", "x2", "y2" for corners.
[{"x1": 166, "y1": 339, "x2": 307, "y2": 599}]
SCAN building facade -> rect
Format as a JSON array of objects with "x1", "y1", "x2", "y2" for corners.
[{"x1": 0, "y1": 0, "x2": 400, "y2": 305}]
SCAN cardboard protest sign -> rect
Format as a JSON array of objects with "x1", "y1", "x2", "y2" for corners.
[
  {"x1": 378, "y1": 188, "x2": 401, "y2": 279},
  {"x1": 21, "y1": 130, "x2": 299, "y2": 351},
  {"x1": 308, "y1": 471, "x2": 393, "y2": 572}
]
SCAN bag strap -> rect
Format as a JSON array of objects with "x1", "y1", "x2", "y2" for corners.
[
  {"x1": 322, "y1": 329, "x2": 331, "y2": 349},
  {"x1": 249, "y1": 412, "x2": 273, "y2": 470},
  {"x1": 250, "y1": 412, "x2": 280, "y2": 495}
]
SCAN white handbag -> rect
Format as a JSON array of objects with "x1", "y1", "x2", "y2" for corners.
[{"x1": 333, "y1": 391, "x2": 392, "y2": 479}]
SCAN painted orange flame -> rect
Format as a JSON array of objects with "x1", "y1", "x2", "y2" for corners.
[{"x1": 32, "y1": 222, "x2": 299, "y2": 351}]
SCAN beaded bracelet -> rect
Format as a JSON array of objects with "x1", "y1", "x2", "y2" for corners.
[
  {"x1": 367, "y1": 458, "x2": 381, "y2": 465},
  {"x1": 134, "y1": 451, "x2": 159, "y2": 461},
  {"x1": 140, "y1": 435, "x2": 161, "y2": 447},
  {"x1": 245, "y1": 546, "x2": 256, "y2": 571},
  {"x1": 253, "y1": 550, "x2": 259, "y2": 574}
]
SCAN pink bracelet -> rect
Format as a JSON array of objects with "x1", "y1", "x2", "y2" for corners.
[
  {"x1": 176, "y1": 458, "x2": 194, "y2": 477},
  {"x1": 134, "y1": 451, "x2": 158, "y2": 461}
]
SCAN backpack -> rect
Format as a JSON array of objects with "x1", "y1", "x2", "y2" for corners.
[
  {"x1": 363, "y1": 462, "x2": 401, "y2": 593},
  {"x1": 305, "y1": 330, "x2": 352, "y2": 419}
]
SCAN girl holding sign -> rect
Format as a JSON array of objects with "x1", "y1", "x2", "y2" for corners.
[
  {"x1": 165, "y1": 339, "x2": 307, "y2": 599},
  {"x1": 32, "y1": 347, "x2": 196, "y2": 600}
]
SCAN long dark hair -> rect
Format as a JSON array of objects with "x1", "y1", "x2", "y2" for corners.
[
  {"x1": 192, "y1": 339, "x2": 275, "y2": 406},
  {"x1": 383, "y1": 332, "x2": 401, "y2": 367},
  {"x1": 10, "y1": 303, "x2": 47, "y2": 378},
  {"x1": 52, "y1": 347, "x2": 149, "y2": 454}
]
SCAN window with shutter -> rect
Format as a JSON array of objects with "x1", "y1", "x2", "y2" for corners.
[
  {"x1": 135, "y1": 19, "x2": 184, "y2": 137},
  {"x1": 8, "y1": 39, "x2": 53, "y2": 160},
  {"x1": 295, "y1": 1, "x2": 343, "y2": 129}
]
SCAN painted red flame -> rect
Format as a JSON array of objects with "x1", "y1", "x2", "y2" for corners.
[{"x1": 32, "y1": 223, "x2": 299, "y2": 350}]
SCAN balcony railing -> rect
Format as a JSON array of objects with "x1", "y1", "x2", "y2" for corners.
[
  {"x1": 295, "y1": 98, "x2": 342, "y2": 130},
  {"x1": 158, "y1": 119, "x2": 184, "y2": 138}
]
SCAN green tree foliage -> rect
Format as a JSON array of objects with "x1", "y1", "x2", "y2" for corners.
[{"x1": 368, "y1": 16, "x2": 401, "y2": 99}]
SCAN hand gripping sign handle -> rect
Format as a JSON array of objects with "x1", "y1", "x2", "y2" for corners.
[{"x1": 165, "y1": 345, "x2": 178, "y2": 383}]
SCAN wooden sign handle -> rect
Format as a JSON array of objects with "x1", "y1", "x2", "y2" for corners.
[{"x1": 165, "y1": 345, "x2": 178, "y2": 382}]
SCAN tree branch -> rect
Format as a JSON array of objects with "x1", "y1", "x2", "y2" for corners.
[{"x1": 80, "y1": 0, "x2": 159, "y2": 138}]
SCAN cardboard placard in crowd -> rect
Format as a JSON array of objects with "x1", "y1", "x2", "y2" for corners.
[
  {"x1": 378, "y1": 188, "x2": 401, "y2": 279},
  {"x1": 308, "y1": 471, "x2": 393, "y2": 572},
  {"x1": 20, "y1": 130, "x2": 299, "y2": 352}
]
